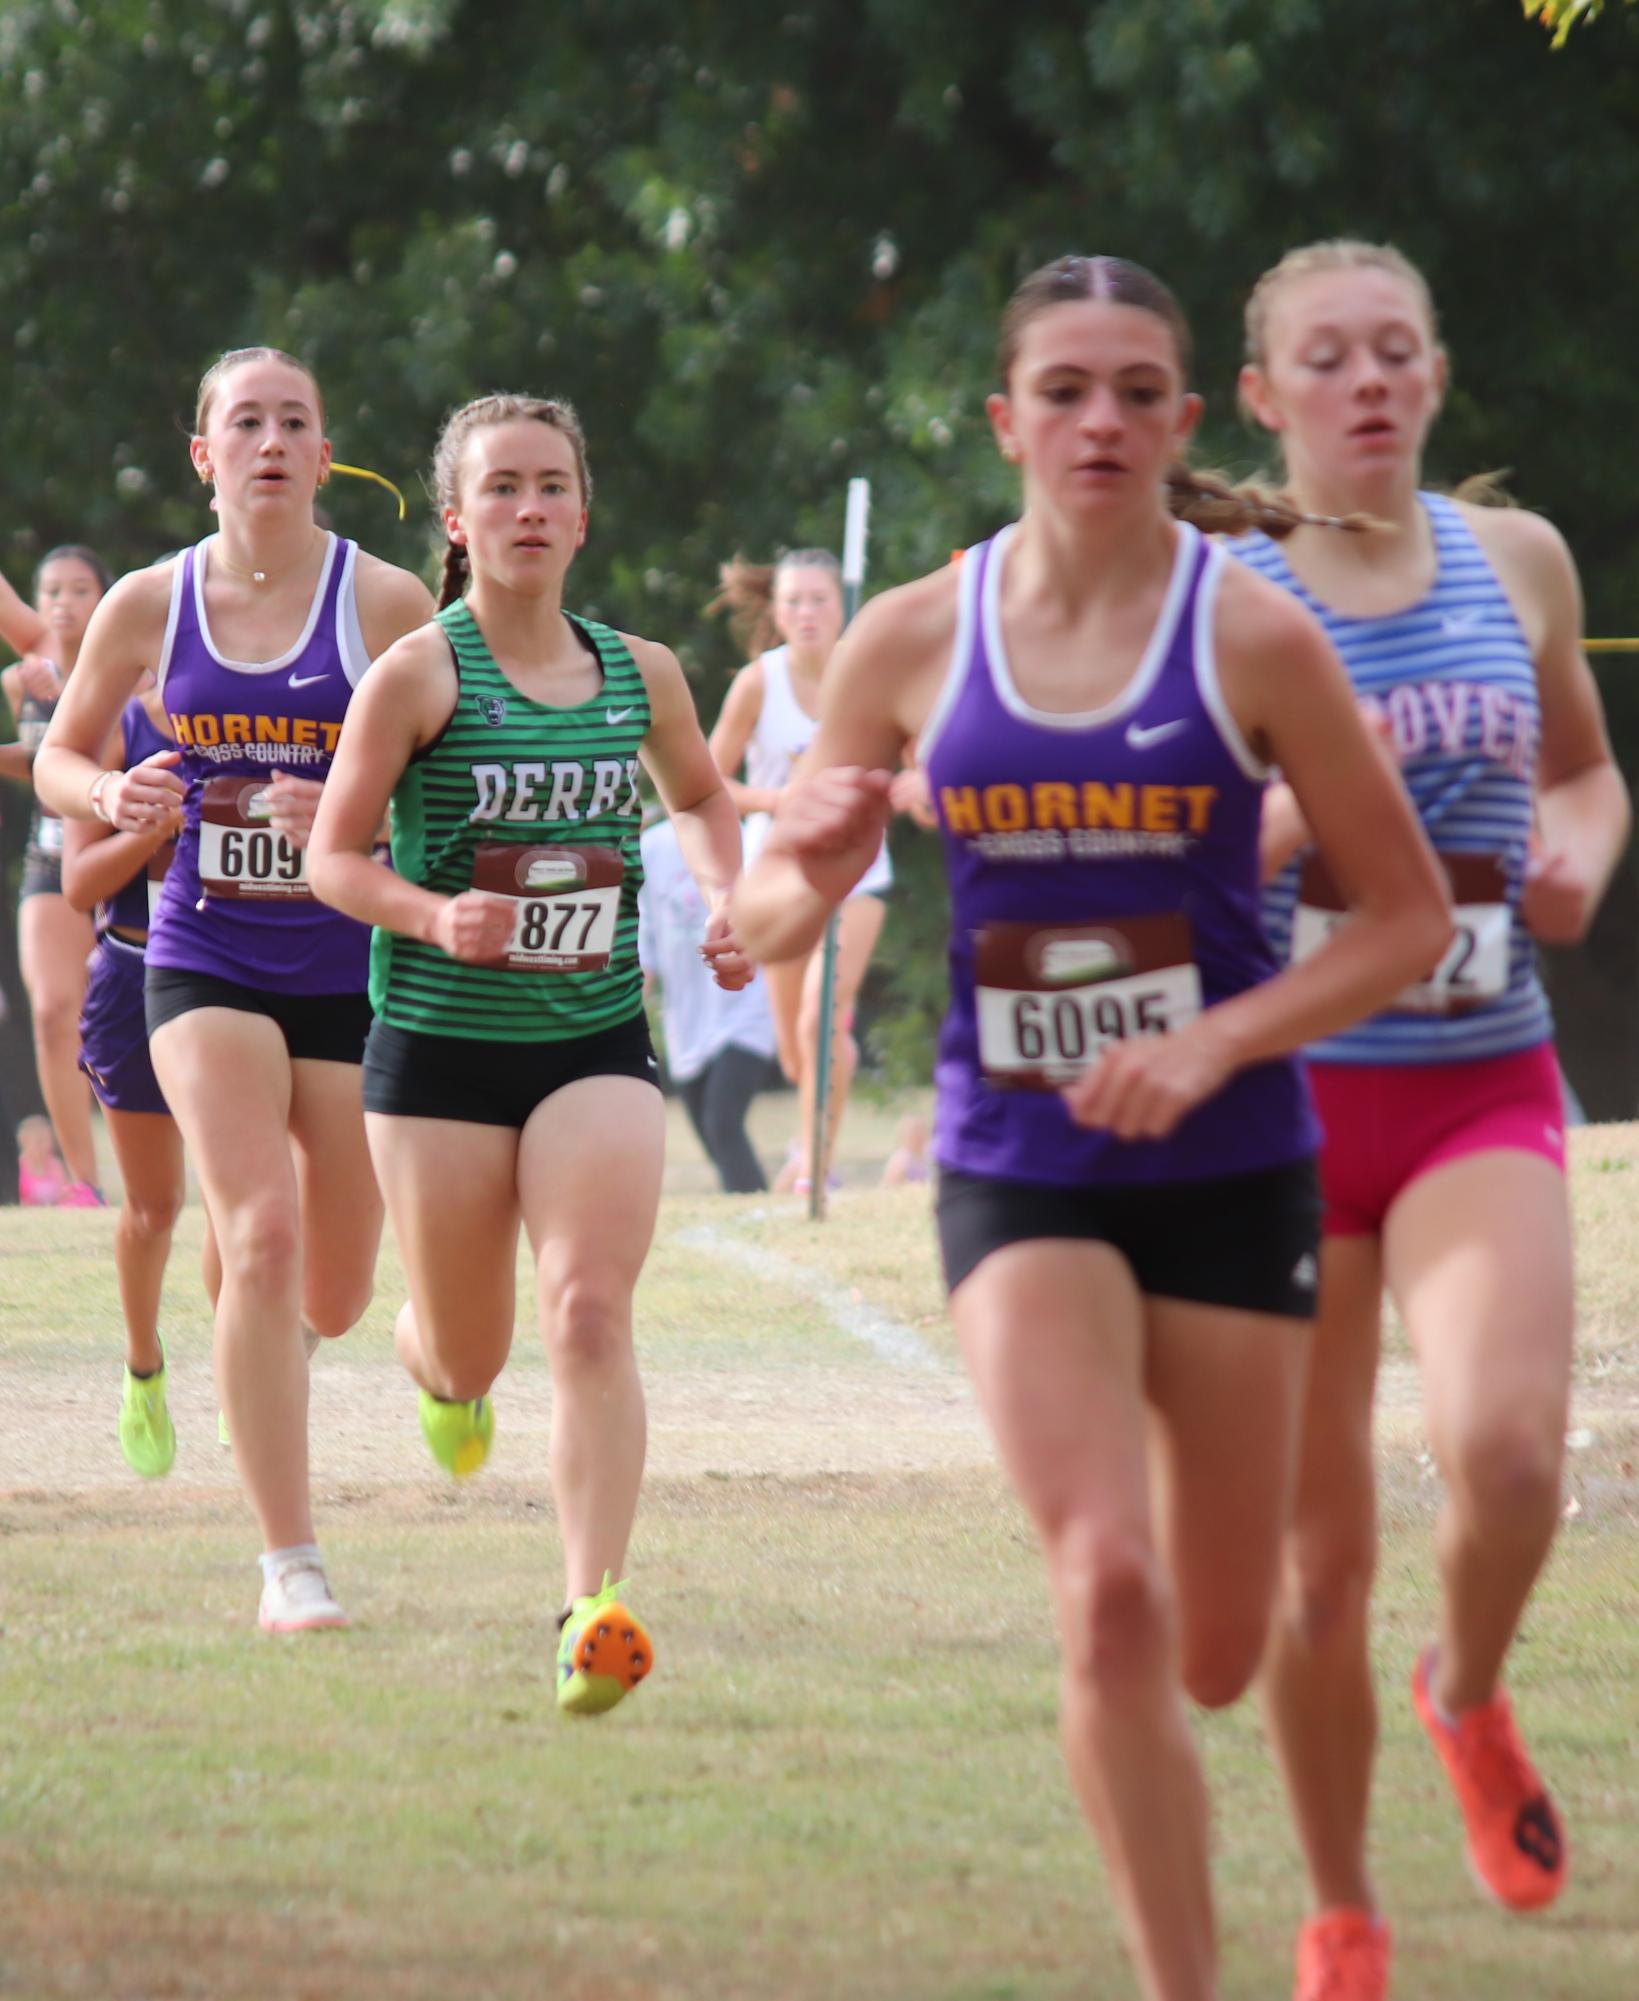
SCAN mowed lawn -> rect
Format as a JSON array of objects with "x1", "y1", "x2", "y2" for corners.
[{"x1": 1, "y1": 1107, "x2": 1635, "y2": 2001}]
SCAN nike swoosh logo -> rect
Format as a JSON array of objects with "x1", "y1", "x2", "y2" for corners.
[
  {"x1": 289, "y1": 673, "x2": 329, "y2": 688},
  {"x1": 1124, "y1": 718, "x2": 1188, "y2": 750},
  {"x1": 1441, "y1": 611, "x2": 1486, "y2": 635},
  {"x1": 606, "y1": 707, "x2": 636, "y2": 725}
]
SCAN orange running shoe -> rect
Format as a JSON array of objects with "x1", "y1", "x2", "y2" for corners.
[
  {"x1": 1411, "y1": 1646, "x2": 1567, "y2": 1911},
  {"x1": 1294, "y1": 1909, "x2": 1390, "y2": 2001}
]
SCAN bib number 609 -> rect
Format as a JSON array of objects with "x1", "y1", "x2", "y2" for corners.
[{"x1": 215, "y1": 825, "x2": 303, "y2": 884}]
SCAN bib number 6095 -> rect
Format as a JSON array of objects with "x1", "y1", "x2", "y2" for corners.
[{"x1": 1011, "y1": 985, "x2": 1171, "y2": 1063}]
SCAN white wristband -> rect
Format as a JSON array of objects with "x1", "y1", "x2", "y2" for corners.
[{"x1": 88, "y1": 770, "x2": 115, "y2": 824}]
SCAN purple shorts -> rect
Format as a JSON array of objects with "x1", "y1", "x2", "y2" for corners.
[{"x1": 79, "y1": 934, "x2": 169, "y2": 1117}]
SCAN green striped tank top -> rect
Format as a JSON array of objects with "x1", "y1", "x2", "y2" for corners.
[{"x1": 370, "y1": 599, "x2": 650, "y2": 1042}]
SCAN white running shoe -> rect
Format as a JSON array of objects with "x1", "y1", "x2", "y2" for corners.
[{"x1": 258, "y1": 1556, "x2": 348, "y2": 1634}]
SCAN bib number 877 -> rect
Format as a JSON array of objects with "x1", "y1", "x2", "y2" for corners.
[{"x1": 515, "y1": 899, "x2": 604, "y2": 955}]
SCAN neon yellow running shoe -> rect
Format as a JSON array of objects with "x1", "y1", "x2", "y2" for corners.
[
  {"x1": 119, "y1": 1343, "x2": 176, "y2": 1479},
  {"x1": 418, "y1": 1389, "x2": 494, "y2": 1478},
  {"x1": 556, "y1": 1574, "x2": 653, "y2": 1717}
]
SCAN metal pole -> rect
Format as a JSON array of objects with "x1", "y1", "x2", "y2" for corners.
[{"x1": 808, "y1": 477, "x2": 871, "y2": 1221}]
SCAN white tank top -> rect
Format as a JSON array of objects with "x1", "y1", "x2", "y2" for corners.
[
  {"x1": 740, "y1": 645, "x2": 893, "y2": 896},
  {"x1": 743, "y1": 646, "x2": 817, "y2": 795}
]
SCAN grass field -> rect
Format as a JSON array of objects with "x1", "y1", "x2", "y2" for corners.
[{"x1": 1, "y1": 1098, "x2": 1636, "y2": 2000}]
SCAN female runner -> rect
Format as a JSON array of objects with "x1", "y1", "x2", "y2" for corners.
[
  {"x1": 307, "y1": 392, "x2": 748, "y2": 1717},
  {"x1": 61, "y1": 681, "x2": 222, "y2": 1477},
  {"x1": 731, "y1": 254, "x2": 1451, "y2": 2001},
  {"x1": 3, "y1": 546, "x2": 113, "y2": 1200},
  {"x1": 36, "y1": 347, "x2": 432, "y2": 1630},
  {"x1": 1234, "y1": 240, "x2": 1628, "y2": 2001},
  {"x1": 709, "y1": 551, "x2": 892, "y2": 1190}
]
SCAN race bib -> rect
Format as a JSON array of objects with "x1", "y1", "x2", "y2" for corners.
[
  {"x1": 1292, "y1": 853, "x2": 1509, "y2": 1015},
  {"x1": 974, "y1": 913, "x2": 1202, "y2": 1090},
  {"x1": 197, "y1": 776, "x2": 310, "y2": 901},
  {"x1": 35, "y1": 812, "x2": 64, "y2": 857},
  {"x1": 470, "y1": 842, "x2": 624, "y2": 972}
]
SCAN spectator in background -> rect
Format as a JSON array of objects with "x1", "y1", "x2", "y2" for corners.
[
  {"x1": 640, "y1": 811, "x2": 777, "y2": 1194},
  {"x1": 880, "y1": 1110, "x2": 932, "y2": 1188},
  {"x1": 708, "y1": 549, "x2": 892, "y2": 1193},
  {"x1": 17, "y1": 1113, "x2": 68, "y2": 1207}
]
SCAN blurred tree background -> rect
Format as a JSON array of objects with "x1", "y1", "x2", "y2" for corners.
[{"x1": 4, "y1": 0, "x2": 1638, "y2": 1133}]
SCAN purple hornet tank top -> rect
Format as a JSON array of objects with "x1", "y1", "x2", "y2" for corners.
[
  {"x1": 148, "y1": 532, "x2": 373, "y2": 994},
  {"x1": 919, "y1": 521, "x2": 1318, "y2": 1188}
]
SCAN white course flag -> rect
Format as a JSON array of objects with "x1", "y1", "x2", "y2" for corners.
[
  {"x1": 842, "y1": 476, "x2": 871, "y2": 616},
  {"x1": 810, "y1": 474, "x2": 872, "y2": 1219}
]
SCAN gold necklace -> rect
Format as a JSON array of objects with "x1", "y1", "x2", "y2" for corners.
[{"x1": 213, "y1": 527, "x2": 323, "y2": 588}]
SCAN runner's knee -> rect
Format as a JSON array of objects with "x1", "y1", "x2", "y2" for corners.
[
  {"x1": 30, "y1": 991, "x2": 79, "y2": 1047},
  {"x1": 1449, "y1": 1420, "x2": 1563, "y2": 1527},
  {"x1": 544, "y1": 1272, "x2": 632, "y2": 1370},
  {"x1": 1276, "y1": 1519, "x2": 1377, "y2": 1649},
  {"x1": 1050, "y1": 1529, "x2": 1173, "y2": 1694},
  {"x1": 118, "y1": 1187, "x2": 184, "y2": 1244},
  {"x1": 218, "y1": 1202, "x2": 301, "y2": 1294}
]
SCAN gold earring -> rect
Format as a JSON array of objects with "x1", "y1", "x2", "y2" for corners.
[
  {"x1": 197, "y1": 466, "x2": 213, "y2": 484},
  {"x1": 317, "y1": 469, "x2": 331, "y2": 488}
]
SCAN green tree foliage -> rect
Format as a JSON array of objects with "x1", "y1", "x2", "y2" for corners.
[{"x1": 4, "y1": 0, "x2": 1638, "y2": 1101}]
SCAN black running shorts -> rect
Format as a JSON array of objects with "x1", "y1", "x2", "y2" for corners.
[
  {"x1": 145, "y1": 966, "x2": 373, "y2": 1066},
  {"x1": 935, "y1": 1157, "x2": 1322, "y2": 1318},
  {"x1": 362, "y1": 1011, "x2": 661, "y2": 1129}
]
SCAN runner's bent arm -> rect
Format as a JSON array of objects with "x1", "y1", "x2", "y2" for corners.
[
  {"x1": 634, "y1": 638, "x2": 743, "y2": 907},
  {"x1": 0, "y1": 571, "x2": 46, "y2": 658},
  {"x1": 1487, "y1": 510, "x2": 1630, "y2": 944},
  {"x1": 305, "y1": 625, "x2": 474, "y2": 946},
  {"x1": 33, "y1": 568, "x2": 179, "y2": 828},
  {"x1": 706, "y1": 660, "x2": 777, "y2": 816},
  {"x1": 632, "y1": 635, "x2": 752, "y2": 989},
  {"x1": 60, "y1": 721, "x2": 178, "y2": 914}
]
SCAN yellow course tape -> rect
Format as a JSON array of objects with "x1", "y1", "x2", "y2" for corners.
[{"x1": 329, "y1": 462, "x2": 407, "y2": 520}]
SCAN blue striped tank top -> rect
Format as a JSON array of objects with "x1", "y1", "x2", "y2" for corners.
[{"x1": 1230, "y1": 493, "x2": 1550, "y2": 1065}]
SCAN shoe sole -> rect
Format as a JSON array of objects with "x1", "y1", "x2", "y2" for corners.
[
  {"x1": 559, "y1": 1603, "x2": 652, "y2": 1716},
  {"x1": 1463, "y1": 1843, "x2": 1567, "y2": 1914},
  {"x1": 119, "y1": 1411, "x2": 176, "y2": 1480},
  {"x1": 119, "y1": 1434, "x2": 176, "y2": 1479},
  {"x1": 449, "y1": 1433, "x2": 490, "y2": 1478},
  {"x1": 259, "y1": 1611, "x2": 350, "y2": 1634},
  {"x1": 420, "y1": 1399, "x2": 494, "y2": 1479}
]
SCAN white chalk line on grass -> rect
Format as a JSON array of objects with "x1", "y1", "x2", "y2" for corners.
[{"x1": 672, "y1": 1220, "x2": 948, "y2": 1374}]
